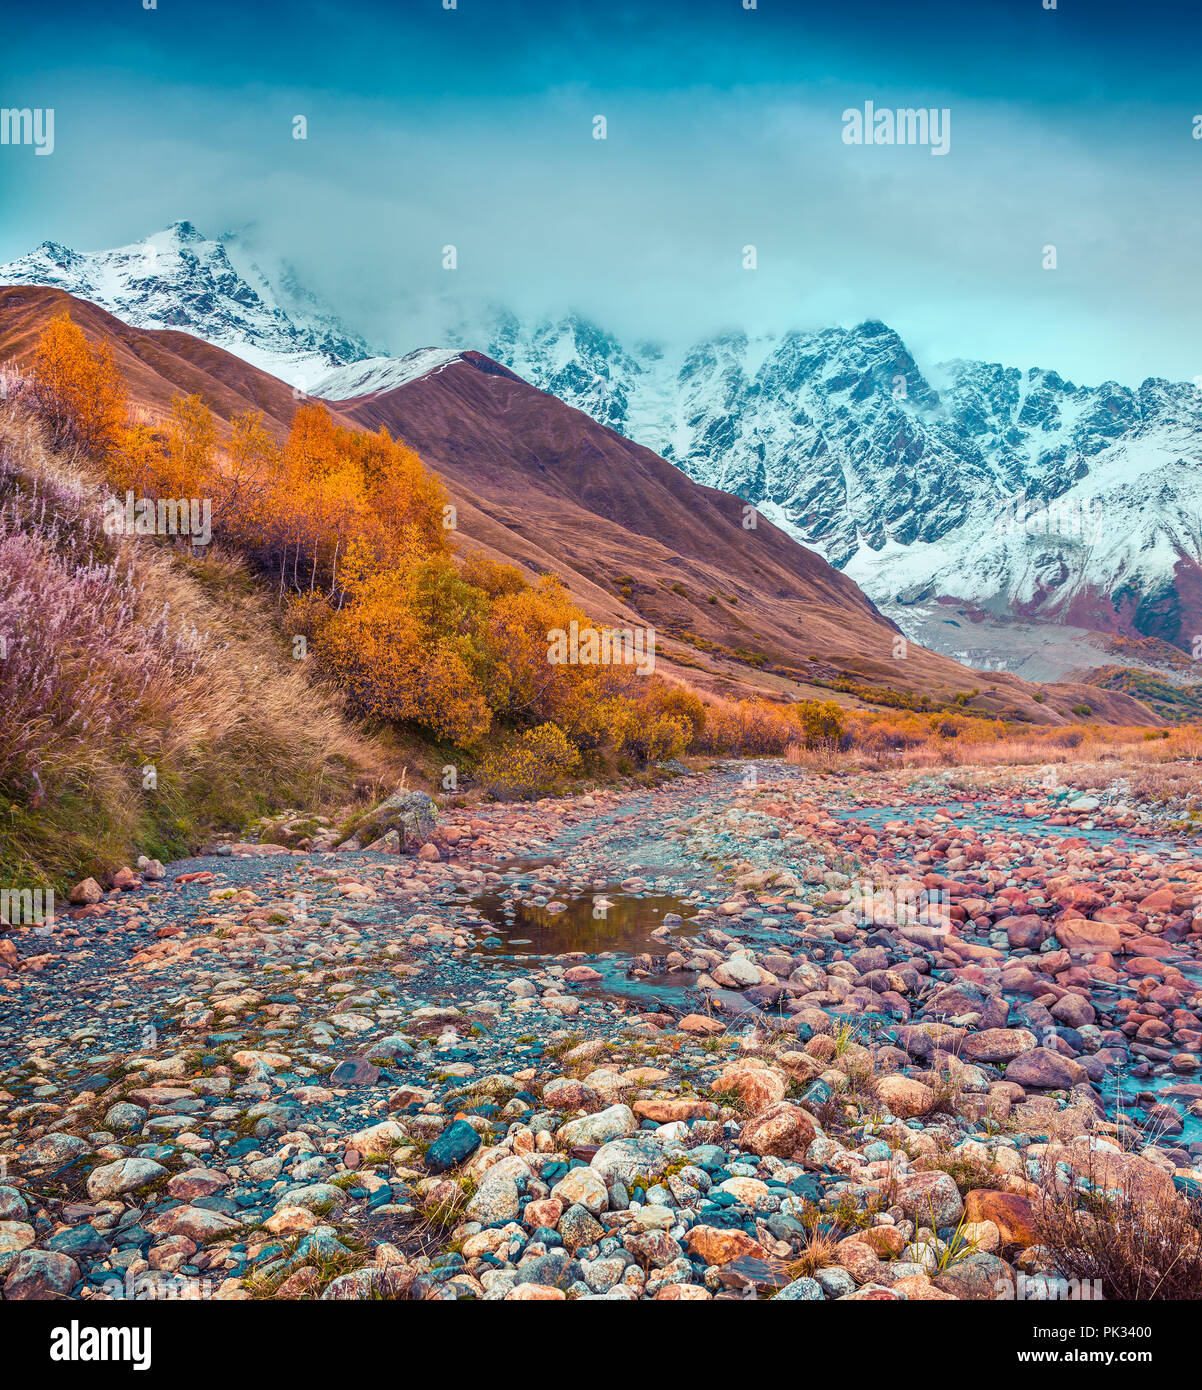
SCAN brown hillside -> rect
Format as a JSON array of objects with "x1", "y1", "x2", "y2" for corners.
[{"x1": 0, "y1": 285, "x2": 1157, "y2": 726}]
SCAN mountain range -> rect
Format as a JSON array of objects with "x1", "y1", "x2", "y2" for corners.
[
  {"x1": 457, "y1": 312, "x2": 1202, "y2": 670},
  {"x1": 0, "y1": 222, "x2": 372, "y2": 389},
  {"x1": 2, "y1": 221, "x2": 1198, "y2": 681}
]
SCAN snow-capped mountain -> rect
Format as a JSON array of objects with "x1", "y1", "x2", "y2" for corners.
[
  {"x1": 458, "y1": 312, "x2": 1202, "y2": 653},
  {"x1": 7, "y1": 222, "x2": 1200, "y2": 656},
  {"x1": 0, "y1": 221, "x2": 371, "y2": 389}
]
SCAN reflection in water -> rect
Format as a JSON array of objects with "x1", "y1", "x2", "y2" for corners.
[
  {"x1": 468, "y1": 889, "x2": 699, "y2": 958},
  {"x1": 466, "y1": 889, "x2": 703, "y2": 1005}
]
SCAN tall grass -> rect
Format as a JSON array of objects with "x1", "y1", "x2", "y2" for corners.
[
  {"x1": 785, "y1": 717, "x2": 1201, "y2": 774},
  {"x1": 0, "y1": 408, "x2": 397, "y2": 889}
]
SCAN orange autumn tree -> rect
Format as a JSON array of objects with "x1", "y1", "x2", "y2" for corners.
[
  {"x1": 103, "y1": 393, "x2": 219, "y2": 502},
  {"x1": 111, "y1": 422, "x2": 165, "y2": 497},
  {"x1": 258, "y1": 403, "x2": 450, "y2": 596},
  {"x1": 345, "y1": 425, "x2": 451, "y2": 565},
  {"x1": 217, "y1": 409, "x2": 280, "y2": 538},
  {"x1": 482, "y1": 575, "x2": 641, "y2": 743},
  {"x1": 161, "y1": 393, "x2": 217, "y2": 497},
  {"x1": 24, "y1": 312, "x2": 125, "y2": 458},
  {"x1": 314, "y1": 539, "x2": 491, "y2": 744}
]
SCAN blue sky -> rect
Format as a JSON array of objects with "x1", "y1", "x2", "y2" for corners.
[{"x1": 3, "y1": 0, "x2": 1201, "y2": 384}]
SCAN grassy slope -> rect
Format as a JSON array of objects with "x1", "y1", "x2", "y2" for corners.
[
  {"x1": 1079, "y1": 665, "x2": 1202, "y2": 723},
  {"x1": 0, "y1": 409, "x2": 415, "y2": 891}
]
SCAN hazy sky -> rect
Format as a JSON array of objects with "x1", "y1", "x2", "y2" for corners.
[{"x1": 4, "y1": 0, "x2": 1202, "y2": 385}]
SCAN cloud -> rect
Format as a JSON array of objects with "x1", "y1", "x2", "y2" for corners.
[{"x1": 3, "y1": 3, "x2": 1200, "y2": 385}]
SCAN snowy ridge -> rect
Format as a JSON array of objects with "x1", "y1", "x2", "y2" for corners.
[
  {"x1": 0, "y1": 221, "x2": 371, "y2": 391},
  {"x1": 464, "y1": 311, "x2": 1202, "y2": 649},
  {"x1": 308, "y1": 350, "x2": 464, "y2": 400}
]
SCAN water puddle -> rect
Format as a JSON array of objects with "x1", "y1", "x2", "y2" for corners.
[
  {"x1": 490, "y1": 855, "x2": 564, "y2": 874},
  {"x1": 463, "y1": 888, "x2": 702, "y2": 1004},
  {"x1": 1101, "y1": 1069, "x2": 1202, "y2": 1147}
]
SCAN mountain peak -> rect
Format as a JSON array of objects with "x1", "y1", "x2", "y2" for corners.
[
  {"x1": 0, "y1": 222, "x2": 370, "y2": 390},
  {"x1": 163, "y1": 218, "x2": 204, "y2": 243}
]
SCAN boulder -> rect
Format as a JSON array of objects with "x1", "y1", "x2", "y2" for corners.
[
  {"x1": 876, "y1": 1075, "x2": 934, "y2": 1119},
  {"x1": 709, "y1": 1062, "x2": 787, "y2": 1114},
  {"x1": 894, "y1": 1172, "x2": 964, "y2": 1227},
  {"x1": 557, "y1": 1104, "x2": 638, "y2": 1148},
  {"x1": 1056, "y1": 920, "x2": 1122, "y2": 954},
  {"x1": 344, "y1": 790, "x2": 437, "y2": 853},
  {"x1": 711, "y1": 955, "x2": 761, "y2": 989},
  {"x1": 550, "y1": 1167, "x2": 608, "y2": 1215},
  {"x1": 960, "y1": 1028, "x2": 1037, "y2": 1063},
  {"x1": 932, "y1": 1251, "x2": 1013, "y2": 1300},
  {"x1": 739, "y1": 1102, "x2": 817, "y2": 1157},
  {"x1": 685, "y1": 1226, "x2": 768, "y2": 1266},
  {"x1": 3, "y1": 1249, "x2": 79, "y2": 1299},
  {"x1": 424, "y1": 1119, "x2": 481, "y2": 1174},
  {"x1": 964, "y1": 1190, "x2": 1038, "y2": 1250},
  {"x1": 68, "y1": 878, "x2": 104, "y2": 906},
  {"x1": 1004, "y1": 1048, "x2": 1086, "y2": 1090},
  {"x1": 86, "y1": 1158, "x2": 167, "y2": 1201}
]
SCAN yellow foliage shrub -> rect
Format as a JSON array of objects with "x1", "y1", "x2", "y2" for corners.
[
  {"x1": 475, "y1": 722, "x2": 581, "y2": 800},
  {"x1": 24, "y1": 312, "x2": 125, "y2": 459},
  {"x1": 315, "y1": 560, "x2": 491, "y2": 745},
  {"x1": 620, "y1": 712, "x2": 690, "y2": 764}
]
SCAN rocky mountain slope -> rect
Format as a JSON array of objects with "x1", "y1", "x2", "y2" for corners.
[
  {"x1": 456, "y1": 313, "x2": 1202, "y2": 655},
  {"x1": 0, "y1": 221, "x2": 370, "y2": 389}
]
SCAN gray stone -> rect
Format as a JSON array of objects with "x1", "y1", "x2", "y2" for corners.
[
  {"x1": 558, "y1": 1104, "x2": 638, "y2": 1148},
  {"x1": 559, "y1": 1203, "x2": 605, "y2": 1253},
  {"x1": 0, "y1": 1187, "x2": 29, "y2": 1222},
  {"x1": 775, "y1": 1275, "x2": 825, "y2": 1300},
  {"x1": 86, "y1": 1158, "x2": 167, "y2": 1201},
  {"x1": 103, "y1": 1103, "x2": 148, "y2": 1133}
]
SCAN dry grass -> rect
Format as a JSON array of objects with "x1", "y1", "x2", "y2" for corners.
[
  {"x1": 786, "y1": 716, "x2": 1202, "y2": 776},
  {"x1": 1034, "y1": 1166, "x2": 1202, "y2": 1300},
  {"x1": 0, "y1": 407, "x2": 405, "y2": 888},
  {"x1": 788, "y1": 1229, "x2": 840, "y2": 1279}
]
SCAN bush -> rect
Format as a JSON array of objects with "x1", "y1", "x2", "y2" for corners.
[
  {"x1": 460, "y1": 553, "x2": 527, "y2": 598},
  {"x1": 316, "y1": 561, "x2": 491, "y2": 745},
  {"x1": 1034, "y1": 1167, "x2": 1202, "y2": 1300},
  {"x1": 793, "y1": 699, "x2": 846, "y2": 749},
  {"x1": 620, "y1": 712, "x2": 690, "y2": 765},
  {"x1": 23, "y1": 312, "x2": 124, "y2": 460},
  {"x1": 476, "y1": 723, "x2": 581, "y2": 800},
  {"x1": 651, "y1": 685, "x2": 707, "y2": 745}
]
